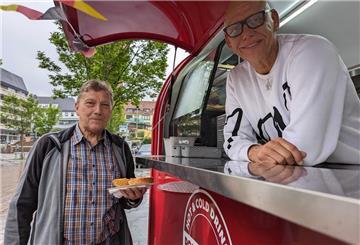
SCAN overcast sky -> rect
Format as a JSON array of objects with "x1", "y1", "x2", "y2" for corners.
[{"x1": 1, "y1": 1, "x2": 188, "y2": 97}]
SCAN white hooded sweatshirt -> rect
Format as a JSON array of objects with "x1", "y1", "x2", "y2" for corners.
[{"x1": 224, "y1": 34, "x2": 360, "y2": 165}]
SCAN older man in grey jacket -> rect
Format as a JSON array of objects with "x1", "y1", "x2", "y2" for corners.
[{"x1": 5, "y1": 80, "x2": 146, "y2": 245}]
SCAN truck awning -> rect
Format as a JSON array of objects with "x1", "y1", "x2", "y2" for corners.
[{"x1": 58, "y1": 1, "x2": 229, "y2": 55}]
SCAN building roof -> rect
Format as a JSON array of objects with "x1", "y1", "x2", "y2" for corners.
[
  {"x1": 36, "y1": 96, "x2": 76, "y2": 112},
  {"x1": 125, "y1": 101, "x2": 156, "y2": 110},
  {"x1": 125, "y1": 101, "x2": 156, "y2": 116},
  {"x1": 0, "y1": 68, "x2": 28, "y2": 95}
]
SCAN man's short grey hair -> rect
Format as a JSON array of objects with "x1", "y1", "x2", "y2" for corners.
[{"x1": 77, "y1": 79, "x2": 113, "y2": 106}]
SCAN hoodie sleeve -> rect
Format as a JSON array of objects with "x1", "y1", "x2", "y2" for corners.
[
  {"x1": 282, "y1": 36, "x2": 350, "y2": 165},
  {"x1": 223, "y1": 73, "x2": 258, "y2": 161}
]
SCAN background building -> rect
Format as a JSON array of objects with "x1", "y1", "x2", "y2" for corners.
[
  {"x1": 122, "y1": 100, "x2": 156, "y2": 151},
  {"x1": 124, "y1": 101, "x2": 156, "y2": 132},
  {"x1": 36, "y1": 96, "x2": 78, "y2": 129},
  {"x1": 0, "y1": 68, "x2": 29, "y2": 144}
]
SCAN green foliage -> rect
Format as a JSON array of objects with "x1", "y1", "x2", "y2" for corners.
[
  {"x1": 33, "y1": 105, "x2": 60, "y2": 136},
  {"x1": 37, "y1": 23, "x2": 169, "y2": 125},
  {"x1": 0, "y1": 95, "x2": 39, "y2": 158},
  {"x1": 142, "y1": 137, "x2": 152, "y2": 144},
  {"x1": 130, "y1": 131, "x2": 136, "y2": 139},
  {"x1": 137, "y1": 130, "x2": 145, "y2": 138},
  {"x1": 0, "y1": 95, "x2": 38, "y2": 136},
  {"x1": 130, "y1": 129, "x2": 152, "y2": 143},
  {"x1": 107, "y1": 104, "x2": 125, "y2": 133},
  {"x1": 0, "y1": 94, "x2": 61, "y2": 138}
]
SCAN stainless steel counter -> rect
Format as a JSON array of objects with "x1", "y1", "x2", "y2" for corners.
[{"x1": 136, "y1": 156, "x2": 360, "y2": 244}]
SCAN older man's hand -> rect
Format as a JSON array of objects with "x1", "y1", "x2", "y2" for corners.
[
  {"x1": 248, "y1": 138, "x2": 306, "y2": 166},
  {"x1": 118, "y1": 187, "x2": 147, "y2": 201}
]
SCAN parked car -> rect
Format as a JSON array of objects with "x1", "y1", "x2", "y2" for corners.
[
  {"x1": 135, "y1": 144, "x2": 151, "y2": 157},
  {"x1": 134, "y1": 144, "x2": 151, "y2": 168}
]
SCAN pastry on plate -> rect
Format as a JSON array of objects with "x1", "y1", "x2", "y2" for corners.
[
  {"x1": 112, "y1": 177, "x2": 153, "y2": 187},
  {"x1": 112, "y1": 178, "x2": 129, "y2": 187},
  {"x1": 128, "y1": 177, "x2": 153, "y2": 185}
]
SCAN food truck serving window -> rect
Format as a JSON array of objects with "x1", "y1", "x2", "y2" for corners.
[
  {"x1": 169, "y1": 42, "x2": 240, "y2": 144},
  {"x1": 173, "y1": 60, "x2": 215, "y2": 119}
]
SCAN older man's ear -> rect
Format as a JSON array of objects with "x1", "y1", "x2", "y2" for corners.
[
  {"x1": 271, "y1": 9, "x2": 280, "y2": 32},
  {"x1": 75, "y1": 102, "x2": 79, "y2": 114}
]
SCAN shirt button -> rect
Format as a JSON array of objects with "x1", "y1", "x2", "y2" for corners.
[
  {"x1": 93, "y1": 182, "x2": 95, "y2": 185},
  {"x1": 91, "y1": 222, "x2": 94, "y2": 226},
  {"x1": 93, "y1": 164, "x2": 95, "y2": 167}
]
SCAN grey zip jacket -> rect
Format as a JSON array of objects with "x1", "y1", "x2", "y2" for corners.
[{"x1": 4, "y1": 125, "x2": 141, "y2": 245}]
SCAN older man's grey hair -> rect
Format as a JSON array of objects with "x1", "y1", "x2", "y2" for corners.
[{"x1": 77, "y1": 79, "x2": 114, "y2": 106}]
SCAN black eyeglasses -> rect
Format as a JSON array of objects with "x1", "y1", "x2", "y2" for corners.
[{"x1": 223, "y1": 9, "x2": 271, "y2": 38}]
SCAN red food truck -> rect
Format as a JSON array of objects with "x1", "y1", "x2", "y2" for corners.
[{"x1": 57, "y1": 1, "x2": 360, "y2": 244}]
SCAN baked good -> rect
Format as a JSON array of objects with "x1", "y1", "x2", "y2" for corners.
[
  {"x1": 112, "y1": 178, "x2": 129, "y2": 187},
  {"x1": 112, "y1": 177, "x2": 153, "y2": 187},
  {"x1": 128, "y1": 177, "x2": 153, "y2": 185}
]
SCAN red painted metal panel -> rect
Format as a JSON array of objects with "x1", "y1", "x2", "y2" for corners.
[
  {"x1": 148, "y1": 169, "x2": 185, "y2": 245},
  {"x1": 151, "y1": 77, "x2": 170, "y2": 155},
  {"x1": 149, "y1": 169, "x2": 346, "y2": 245},
  {"x1": 58, "y1": 1, "x2": 229, "y2": 54}
]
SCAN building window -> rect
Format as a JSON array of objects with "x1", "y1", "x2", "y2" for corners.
[{"x1": 126, "y1": 115, "x2": 132, "y2": 119}]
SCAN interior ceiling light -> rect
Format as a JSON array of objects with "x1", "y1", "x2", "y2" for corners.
[{"x1": 280, "y1": 0, "x2": 318, "y2": 28}]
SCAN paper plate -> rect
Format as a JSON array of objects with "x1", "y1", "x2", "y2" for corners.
[{"x1": 108, "y1": 183, "x2": 154, "y2": 194}]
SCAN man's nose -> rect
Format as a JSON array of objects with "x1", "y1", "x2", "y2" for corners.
[
  {"x1": 240, "y1": 24, "x2": 254, "y2": 39},
  {"x1": 94, "y1": 104, "x2": 102, "y2": 114}
]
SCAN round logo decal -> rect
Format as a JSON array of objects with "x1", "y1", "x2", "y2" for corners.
[{"x1": 183, "y1": 189, "x2": 232, "y2": 245}]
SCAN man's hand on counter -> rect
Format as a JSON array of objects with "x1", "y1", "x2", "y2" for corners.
[
  {"x1": 248, "y1": 162, "x2": 307, "y2": 184},
  {"x1": 248, "y1": 138, "x2": 307, "y2": 166}
]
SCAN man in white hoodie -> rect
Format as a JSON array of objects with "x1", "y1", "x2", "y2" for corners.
[{"x1": 223, "y1": 1, "x2": 360, "y2": 173}]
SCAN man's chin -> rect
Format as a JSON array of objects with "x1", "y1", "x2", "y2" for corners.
[
  {"x1": 87, "y1": 125, "x2": 106, "y2": 134},
  {"x1": 238, "y1": 52, "x2": 262, "y2": 65}
]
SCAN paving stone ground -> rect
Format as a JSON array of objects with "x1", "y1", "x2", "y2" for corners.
[{"x1": 0, "y1": 153, "x2": 150, "y2": 245}]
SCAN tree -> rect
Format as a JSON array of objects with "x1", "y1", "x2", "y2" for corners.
[
  {"x1": 33, "y1": 105, "x2": 60, "y2": 136},
  {"x1": 142, "y1": 137, "x2": 152, "y2": 144},
  {"x1": 0, "y1": 95, "x2": 38, "y2": 158},
  {"x1": 107, "y1": 104, "x2": 125, "y2": 133},
  {"x1": 37, "y1": 23, "x2": 169, "y2": 133}
]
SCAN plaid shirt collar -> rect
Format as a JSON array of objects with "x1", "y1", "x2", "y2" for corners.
[{"x1": 73, "y1": 123, "x2": 111, "y2": 148}]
